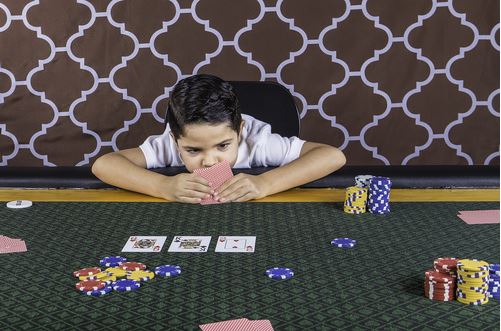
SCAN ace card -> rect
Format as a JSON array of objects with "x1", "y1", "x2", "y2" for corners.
[
  {"x1": 168, "y1": 236, "x2": 212, "y2": 253},
  {"x1": 215, "y1": 236, "x2": 256, "y2": 253},
  {"x1": 121, "y1": 236, "x2": 167, "y2": 253}
]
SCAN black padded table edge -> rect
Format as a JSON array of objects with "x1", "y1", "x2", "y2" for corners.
[{"x1": 0, "y1": 165, "x2": 498, "y2": 189}]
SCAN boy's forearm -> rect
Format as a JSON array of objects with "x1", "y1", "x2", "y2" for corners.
[
  {"x1": 259, "y1": 147, "x2": 345, "y2": 196},
  {"x1": 92, "y1": 154, "x2": 169, "y2": 199}
]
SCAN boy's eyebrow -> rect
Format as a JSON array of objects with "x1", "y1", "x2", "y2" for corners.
[{"x1": 183, "y1": 138, "x2": 233, "y2": 150}]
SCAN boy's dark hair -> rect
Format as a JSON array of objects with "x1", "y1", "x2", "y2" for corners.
[{"x1": 167, "y1": 74, "x2": 241, "y2": 140}]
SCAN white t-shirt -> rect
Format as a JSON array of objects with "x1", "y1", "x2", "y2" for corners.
[{"x1": 139, "y1": 114, "x2": 305, "y2": 169}]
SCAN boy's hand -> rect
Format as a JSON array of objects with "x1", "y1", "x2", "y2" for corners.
[
  {"x1": 214, "y1": 173, "x2": 269, "y2": 203},
  {"x1": 161, "y1": 173, "x2": 214, "y2": 204}
]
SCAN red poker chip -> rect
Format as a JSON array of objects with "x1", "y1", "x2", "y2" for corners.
[
  {"x1": 426, "y1": 283, "x2": 455, "y2": 290},
  {"x1": 76, "y1": 279, "x2": 106, "y2": 292},
  {"x1": 119, "y1": 262, "x2": 147, "y2": 271},
  {"x1": 425, "y1": 270, "x2": 456, "y2": 283},
  {"x1": 73, "y1": 267, "x2": 102, "y2": 278},
  {"x1": 433, "y1": 257, "x2": 459, "y2": 271}
]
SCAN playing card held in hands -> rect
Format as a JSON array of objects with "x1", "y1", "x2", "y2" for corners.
[{"x1": 193, "y1": 160, "x2": 234, "y2": 205}]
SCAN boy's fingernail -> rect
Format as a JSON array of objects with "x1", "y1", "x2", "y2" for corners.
[{"x1": 219, "y1": 197, "x2": 225, "y2": 202}]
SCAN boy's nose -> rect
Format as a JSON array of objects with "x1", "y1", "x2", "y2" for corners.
[{"x1": 202, "y1": 156, "x2": 218, "y2": 168}]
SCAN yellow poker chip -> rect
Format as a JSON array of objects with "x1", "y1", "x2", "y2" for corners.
[
  {"x1": 100, "y1": 275, "x2": 117, "y2": 285},
  {"x1": 456, "y1": 259, "x2": 489, "y2": 272},
  {"x1": 456, "y1": 296, "x2": 489, "y2": 305},
  {"x1": 127, "y1": 270, "x2": 155, "y2": 282},
  {"x1": 105, "y1": 267, "x2": 128, "y2": 278}
]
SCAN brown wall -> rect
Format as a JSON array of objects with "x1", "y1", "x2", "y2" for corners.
[{"x1": 0, "y1": 0, "x2": 499, "y2": 166}]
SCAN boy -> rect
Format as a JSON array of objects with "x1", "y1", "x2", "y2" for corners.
[{"x1": 92, "y1": 74, "x2": 346, "y2": 203}]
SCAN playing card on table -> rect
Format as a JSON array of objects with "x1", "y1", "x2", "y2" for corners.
[
  {"x1": 194, "y1": 160, "x2": 233, "y2": 205},
  {"x1": 215, "y1": 236, "x2": 256, "y2": 253},
  {"x1": 168, "y1": 236, "x2": 211, "y2": 253},
  {"x1": 199, "y1": 318, "x2": 256, "y2": 331},
  {"x1": 121, "y1": 236, "x2": 167, "y2": 253},
  {"x1": 0, "y1": 235, "x2": 27, "y2": 254}
]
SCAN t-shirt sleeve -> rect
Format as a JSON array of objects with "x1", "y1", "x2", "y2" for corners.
[
  {"x1": 254, "y1": 125, "x2": 305, "y2": 167},
  {"x1": 139, "y1": 128, "x2": 177, "y2": 169}
]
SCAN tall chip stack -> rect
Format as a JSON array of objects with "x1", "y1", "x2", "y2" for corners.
[
  {"x1": 343, "y1": 186, "x2": 367, "y2": 214},
  {"x1": 367, "y1": 176, "x2": 392, "y2": 214},
  {"x1": 424, "y1": 257, "x2": 459, "y2": 301},
  {"x1": 456, "y1": 259, "x2": 490, "y2": 305},
  {"x1": 488, "y1": 263, "x2": 500, "y2": 300}
]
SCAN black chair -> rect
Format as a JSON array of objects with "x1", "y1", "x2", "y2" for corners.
[{"x1": 229, "y1": 81, "x2": 300, "y2": 138}]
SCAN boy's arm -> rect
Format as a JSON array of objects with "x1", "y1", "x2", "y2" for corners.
[
  {"x1": 215, "y1": 141, "x2": 346, "y2": 202},
  {"x1": 91, "y1": 148, "x2": 171, "y2": 199},
  {"x1": 258, "y1": 142, "x2": 346, "y2": 197},
  {"x1": 92, "y1": 148, "x2": 213, "y2": 203}
]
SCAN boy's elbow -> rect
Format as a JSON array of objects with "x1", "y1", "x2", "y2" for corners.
[
  {"x1": 333, "y1": 148, "x2": 346, "y2": 168},
  {"x1": 91, "y1": 154, "x2": 108, "y2": 176}
]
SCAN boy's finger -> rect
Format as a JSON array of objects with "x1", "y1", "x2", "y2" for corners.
[
  {"x1": 189, "y1": 182, "x2": 213, "y2": 194},
  {"x1": 216, "y1": 177, "x2": 238, "y2": 195},
  {"x1": 191, "y1": 174, "x2": 212, "y2": 187},
  {"x1": 179, "y1": 196, "x2": 203, "y2": 204}
]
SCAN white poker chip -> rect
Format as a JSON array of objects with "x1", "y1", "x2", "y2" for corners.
[{"x1": 6, "y1": 200, "x2": 33, "y2": 209}]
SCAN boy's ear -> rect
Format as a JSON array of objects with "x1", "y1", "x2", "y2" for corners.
[
  {"x1": 238, "y1": 120, "x2": 245, "y2": 141},
  {"x1": 169, "y1": 132, "x2": 178, "y2": 147}
]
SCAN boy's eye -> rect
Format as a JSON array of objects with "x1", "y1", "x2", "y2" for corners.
[
  {"x1": 187, "y1": 150, "x2": 199, "y2": 154},
  {"x1": 218, "y1": 143, "x2": 230, "y2": 149}
]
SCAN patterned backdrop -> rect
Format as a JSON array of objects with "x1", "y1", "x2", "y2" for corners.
[{"x1": 0, "y1": 0, "x2": 499, "y2": 167}]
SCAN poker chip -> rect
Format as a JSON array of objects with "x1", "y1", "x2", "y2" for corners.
[
  {"x1": 456, "y1": 296, "x2": 489, "y2": 305},
  {"x1": 105, "y1": 267, "x2": 128, "y2": 278},
  {"x1": 113, "y1": 279, "x2": 141, "y2": 292},
  {"x1": 120, "y1": 262, "x2": 147, "y2": 271},
  {"x1": 367, "y1": 177, "x2": 391, "y2": 214},
  {"x1": 424, "y1": 270, "x2": 456, "y2": 284},
  {"x1": 355, "y1": 175, "x2": 373, "y2": 188},
  {"x1": 73, "y1": 267, "x2": 101, "y2": 278},
  {"x1": 331, "y1": 238, "x2": 357, "y2": 248},
  {"x1": 433, "y1": 257, "x2": 459, "y2": 273},
  {"x1": 76, "y1": 279, "x2": 106, "y2": 292},
  {"x1": 343, "y1": 187, "x2": 367, "y2": 214},
  {"x1": 100, "y1": 256, "x2": 127, "y2": 267},
  {"x1": 265, "y1": 267, "x2": 294, "y2": 280},
  {"x1": 100, "y1": 275, "x2": 117, "y2": 285},
  {"x1": 83, "y1": 285, "x2": 113, "y2": 297},
  {"x1": 6, "y1": 200, "x2": 33, "y2": 209},
  {"x1": 127, "y1": 270, "x2": 155, "y2": 282},
  {"x1": 81, "y1": 271, "x2": 111, "y2": 281},
  {"x1": 457, "y1": 259, "x2": 489, "y2": 272},
  {"x1": 154, "y1": 265, "x2": 182, "y2": 278}
]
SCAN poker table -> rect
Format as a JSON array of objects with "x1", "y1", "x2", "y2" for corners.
[{"x1": 0, "y1": 188, "x2": 499, "y2": 330}]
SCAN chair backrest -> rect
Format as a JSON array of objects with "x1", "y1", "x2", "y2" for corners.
[
  {"x1": 229, "y1": 81, "x2": 300, "y2": 137},
  {"x1": 165, "y1": 81, "x2": 300, "y2": 137}
]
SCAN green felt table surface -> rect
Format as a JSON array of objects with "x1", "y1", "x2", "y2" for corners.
[{"x1": 0, "y1": 202, "x2": 499, "y2": 330}]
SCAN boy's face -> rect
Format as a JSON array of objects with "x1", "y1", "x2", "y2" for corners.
[{"x1": 172, "y1": 121, "x2": 244, "y2": 172}]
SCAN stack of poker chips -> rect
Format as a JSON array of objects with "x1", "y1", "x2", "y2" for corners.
[
  {"x1": 73, "y1": 256, "x2": 182, "y2": 297},
  {"x1": 343, "y1": 186, "x2": 368, "y2": 214},
  {"x1": 488, "y1": 263, "x2": 500, "y2": 300},
  {"x1": 367, "y1": 176, "x2": 391, "y2": 214},
  {"x1": 424, "y1": 257, "x2": 458, "y2": 301},
  {"x1": 424, "y1": 269, "x2": 457, "y2": 301},
  {"x1": 456, "y1": 259, "x2": 490, "y2": 305}
]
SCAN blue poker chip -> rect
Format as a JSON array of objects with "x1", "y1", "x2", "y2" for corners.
[
  {"x1": 265, "y1": 267, "x2": 294, "y2": 280},
  {"x1": 489, "y1": 263, "x2": 500, "y2": 271},
  {"x1": 154, "y1": 265, "x2": 182, "y2": 278},
  {"x1": 331, "y1": 238, "x2": 357, "y2": 248},
  {"x1": 112, "y1": 279, "x2": 141, "y2": 292},
  {"x1": 99, "y1": 256, "x2": 127, "y2": 267},
  {"x1": 84, "y1": 285, "x2": 113, "y2": 297}
]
